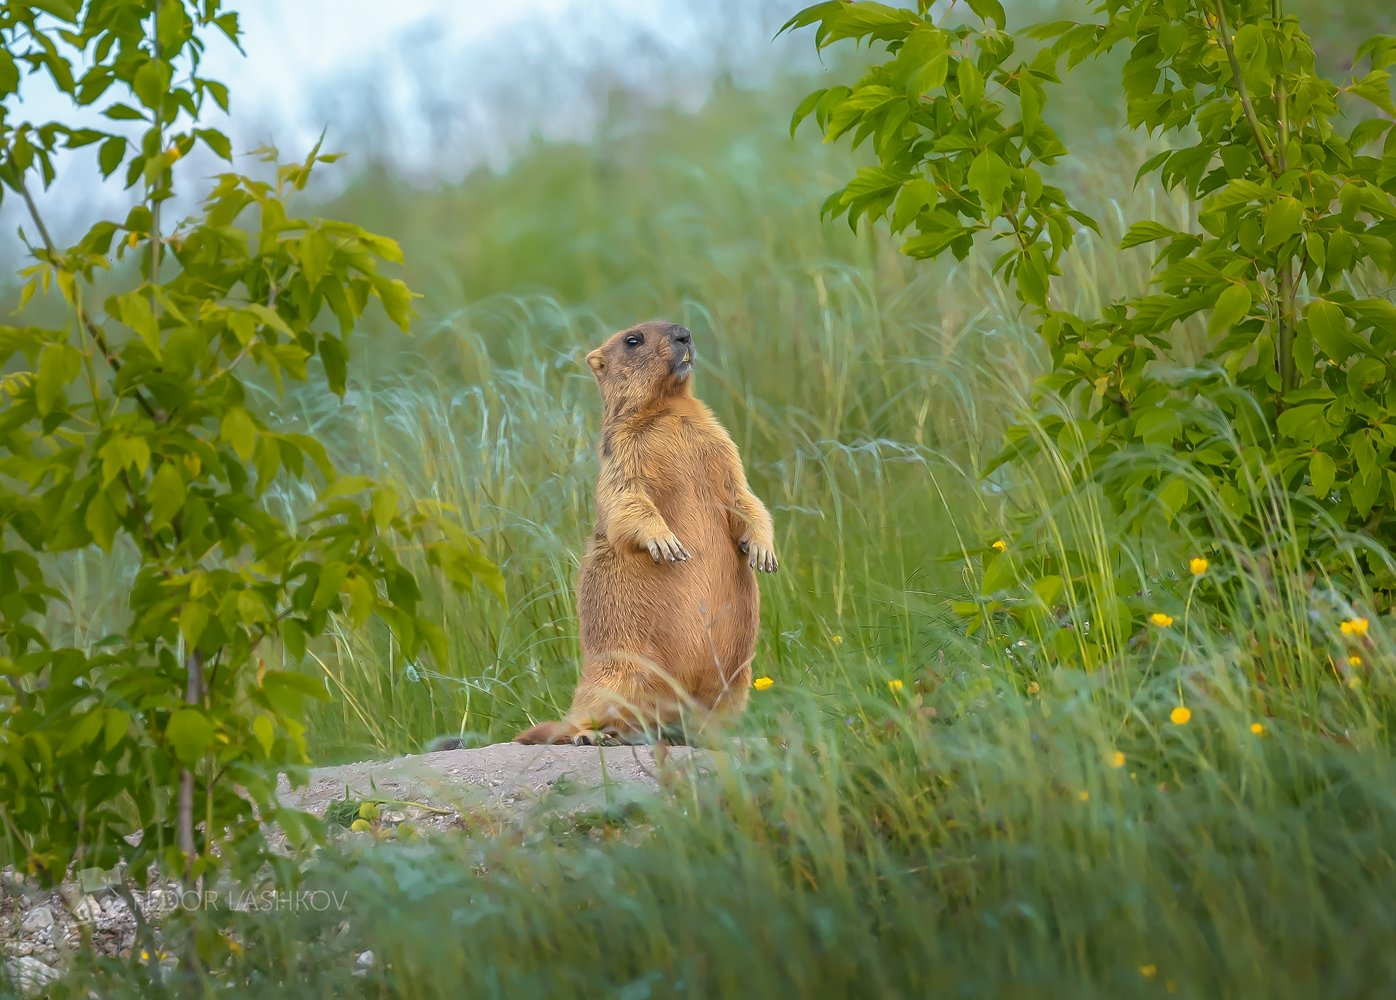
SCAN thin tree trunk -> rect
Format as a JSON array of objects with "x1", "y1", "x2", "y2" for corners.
[{"x1": 177, "y1": 649, "x2": 203, "y2": 887}]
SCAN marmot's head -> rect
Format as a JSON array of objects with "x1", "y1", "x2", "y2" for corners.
[{"x1": 585, "y1": 321, "x2": 695, "y2": 410}]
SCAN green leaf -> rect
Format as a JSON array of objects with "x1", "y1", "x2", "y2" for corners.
[
  {"x1": 371, "y1": 483, "x2": 399, "y2": 531},
  {"x1": 1158, "y1": 476, "x2": 1188, "y2": 522},
  {"x1": 102, "y1": 103, "x2": 145, "y2": 121},
  {"x1": 1310, "y1": 451, "x2": 1336, "y2": 497},
  {"x1": 282, "y1": 619, "x2": 307, "y2": 661},
  {"x1": 1120, "y1": 220, "x2": 1176, "y2": 249},
  {"x1": 966, "y1": 0, "x2": 1007, "y2": 29},
  {"x1": 117, "y1": 292, "x2": 161, "y2": 357},
  {"x1": 166, "y1": 708, "x2": 213, "y2": 765},
  {"x1": 98, "y1": 136, "x2": 126, "y2": 178},
  {"x1": 254, "y1": 435, "x2": 281, "y2": 496},
  {"x1": 1277, "y1": 403, "x2": 1328, "y2": 440},
  {"x1": 1017, "y1": 244, "x2": 1049, "y2": 308},
  {"x1": 149, "y1": 462, "x2": 186, "y2": 533},
  {"x1": 1351, "y1": 467, "x2": 1381, "y2": 517},
  {"x1": 132, "y1": 60, "x2": 171, "y2": 112},
  {"x1": 1135, "y1": 407, "x2": 1182, "y2": 446},
  {"x1": 344, "y1": 574, "x2": 374, "y2": 627},
  {"x1": 179, "y1": 601, "x2": 209, "y2": 648},
  {"x1": 958, "y1": 57, "x2": 984, "y2": 106},
  {"x1": 790, "y1": 88, "x2": 824, "y2": 137},
  {"x1": 968, "y1": 149, "x2": 1010, "y2": 215},
  {"x1": 1263, "y1": 197, "x2": 1303, "y2": 249},
  {"x1": 1305, "y1": 300, "x2": 1350, "y2": 360},
  {"x1": 220, "y1": 406, "x2": 257, "y2": 463},
  {"x1": 35, "y1": 343, "x2": 80, "y2": 416},
  {"x1": 252, "y1": 715, "x2": 275, "y2": 757},
  {"x1": 892, "y1": 26, "x2": 949, "y2": 96},
  {"x1": 103, "y1": 709, "x2": 130, "y2": 753},
  {"x1": 58, "y1": 710, "x2": 105, "y2": 756},
  {"x1": 372, "y1": 277, "x2": 415, "y2": 331},
  {"x1": 318, "y1": 335, "x2": 348, "y2": 395},
  {"x1": 1349, "y1": 69, "x2": 1396, "y2": 117},
  {"x1": 1209, "y1": 284, "x2": 1251, "y2": 335},
  {"x1": 195, "y1": 128, "x2": 232, "y2": 161},
  {"x1": 0, "y1": 51, "x2": 18, "y2": 96},
  {"x1": 1030, "y1": 574, "x2": 1064, "y2": 608},
  {"x1": 1232, "y1": 24, "x2": 1267, "y2": 75},
  {"x1": 891, "y1": 178, "x2": 936, "y2": 234},
  {"x1": 299, "y1": 229, "x2": 332, "y2": 285},
  {"x1": 84, "y1": 492, "x2": 117, "y2": 551}
]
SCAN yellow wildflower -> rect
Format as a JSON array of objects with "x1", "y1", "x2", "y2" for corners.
[
  {"x1": 1340, "y1": 617, "x2": 1369, "y2": 637},
  {"x1": 1250, "y1": 722, "x2": 1265, "y2": 735},
  {"x1": 1150, "y1": 612, "x2": 1174, "y2": 627},
  {"x1": 127, "y1": 232, "x2": 140, "y2": 248},
  {"x1": 887, "y1": 679, "x2": 904, "y2": 693},
  {"x1": 1109, "y1": 751, "x2": 1126, "y2": 769},
  {"x1": 166, "y1": 145, "x2": 182, "y2": 163},
  {"x1": 1348, "y1": 655, "x2": 1362, "y2": 667},
  {"x1": 1077, "y1": 790, "x2": 1090, "y2": 802},
  {"x1": 830, "y1": 634, "x2": 844, "y2": 646},
  {"x1": 1348, "y1": 676, "x2": 1362, "y2": 689},
  {"x1": 1026, "y1": 681, "x2": 1041, "y2": 695},
  {"x1": 350, "y1": 818, "x2": 371, "y2": 832},
  {"x1": 753, "y1": 676, "x2": 774, "y2": 691},
  {"x1": 1170, "y1": 705, "x2": 1192, "y2": 725},
  {"x1": 1140, "y1": 965, "x2": 1157, "y2": 978},
  {"x1": 991, "y1": 539, "x2": 1007, "y2": 553},
  {"x1": 1189, "y1": 556, "x2": 1209, "y2": 576}
]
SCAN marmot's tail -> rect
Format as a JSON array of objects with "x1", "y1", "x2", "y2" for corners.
[{"x1": 514, "y1": 720, "x2": 573, "y2": 745}]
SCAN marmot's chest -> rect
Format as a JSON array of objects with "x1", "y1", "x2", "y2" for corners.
[{"x1": 608, "y1": 418, "x2": 729, "y2": 505}]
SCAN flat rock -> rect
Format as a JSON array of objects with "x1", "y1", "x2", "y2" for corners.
[
  {"x1": 19, "y1": 906, "x2": 53, "y2": 933},
  {"x1": 277, "y1": 742, "x2": 719, "y2": 821},
  {"x1": 3, "y1": 956, "x2": 60, "y2": 995}
]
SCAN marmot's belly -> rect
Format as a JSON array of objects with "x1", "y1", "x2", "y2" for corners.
[{"x1": 577, "y1": 516, "x2": 758, "y2": 687}]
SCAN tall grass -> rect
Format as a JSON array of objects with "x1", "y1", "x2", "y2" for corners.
[
  {"x1": 8, "y1": 9, "x2": 1396, "y2": 998},
  {"x1": 261, "y1": 70, "x2": 1206, "y2": 758}
]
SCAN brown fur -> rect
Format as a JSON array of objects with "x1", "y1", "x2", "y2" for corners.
[{"x1": 515, "y1": 321, "x2": 778, "y2": 746}]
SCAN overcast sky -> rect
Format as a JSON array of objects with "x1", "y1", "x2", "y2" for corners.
[{"x1": 2, "y1": 0, "x2": 799, "y2": 257}]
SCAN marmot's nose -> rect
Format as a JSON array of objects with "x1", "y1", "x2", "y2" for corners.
[{"x1": 668, "y1": 324, "x2": 691, "y2": 346}]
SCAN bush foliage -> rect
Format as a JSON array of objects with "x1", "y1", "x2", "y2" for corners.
[
  {"x1": 0, "y1": 0, "x2": 499, "y2": 887},
  {"x1": 785, "y1": 0, "x2": 1396, "y2": 663}
]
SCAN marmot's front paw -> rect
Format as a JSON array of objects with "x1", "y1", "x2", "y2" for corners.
[
  {"x1": 740, "y1": 537, "x2": 778, "y2": 573},
  {"x1": 645, "y1": 533, "x2": 691, "y2": 563}
]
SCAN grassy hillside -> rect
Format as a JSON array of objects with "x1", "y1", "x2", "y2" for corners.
[{"x1": 5, "y1": 3, "x2": 1394, "y2": 997}]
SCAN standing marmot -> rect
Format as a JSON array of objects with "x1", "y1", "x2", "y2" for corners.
[{"x1": 515, "y1": 321, "x2": 778, "y2": 745}]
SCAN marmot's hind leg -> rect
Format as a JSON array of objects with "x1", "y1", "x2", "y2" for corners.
[
  {"x1": 514, "y1": 657, "x2": 689, "y2": 746},
  {"x1": 514, "y1": 720, "x2": 574, "y2": 745},
  {"x1": 514, "y1": 718, "x2": 661, "y2": 747}
]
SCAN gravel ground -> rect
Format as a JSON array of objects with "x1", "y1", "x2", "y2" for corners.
[{"x1": 1, "y1": 742, "x2": 720, "y2": 993}]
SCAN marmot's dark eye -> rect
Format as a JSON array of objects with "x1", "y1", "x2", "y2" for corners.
[{"x1": 625, "y1": 335, "x2": 642, "y2": 348}]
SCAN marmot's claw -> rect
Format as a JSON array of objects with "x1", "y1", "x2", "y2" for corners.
[
  {"x1": 573, "y1": 729, "x2": 623, "y2": 747},
  {"x1": 646, "y1": 533, "x2": 690, "y2": 564},
  {"x1": 746, "y1": 542, "x2": 779, "y2": 574}
]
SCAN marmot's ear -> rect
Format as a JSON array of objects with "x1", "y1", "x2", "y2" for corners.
[{"x1": 585, "y1": 350, "x2": 605, "y2": 373}]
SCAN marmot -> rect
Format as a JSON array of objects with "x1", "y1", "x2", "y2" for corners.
[{"x1": 515, "y1": 321, "x2": 778, "y2": 745}]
